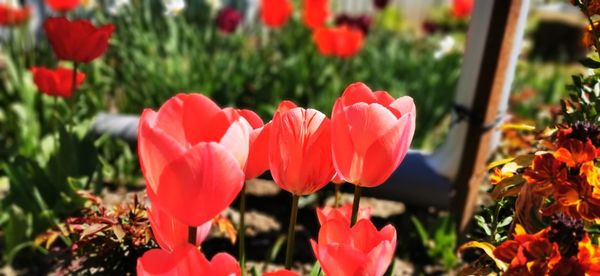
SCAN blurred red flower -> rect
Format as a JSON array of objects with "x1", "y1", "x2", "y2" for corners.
[
  {"x1": 43, "y1": 17, "x2": 115, "y2": 63},
  {"x1": 452, "y1": 0, "x2": 474, "y2": 18},
  {"x1": 31, "y1": 66, "x2": 85, "y2": 98},
  {"x1": 302, "y1": 0, "x2": 329, "y2": 29},
  {"x1": 216, "y1": 6, "x2": 242, "y2": 34},
  {"x1": 45, "y1": 0, "x2": 79, "y2": 13},
  {"x1": 0, "y1": 4, "x2": 30, "y2": 26},
  {"x1": 313, "y1": 25, "x2": 364, "y2": 58},
  {"x1": 260, "y1": 0, "x2": 293, "y2": 28}
]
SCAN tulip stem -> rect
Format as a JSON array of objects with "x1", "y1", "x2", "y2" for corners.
[
  {"x1": 334, "y1": 184, "x2": 341, "y2": 208},
  {"x1": 350, "y1": 186, "x2": 362, "y2": 226},
  {"x1": 188, "y1": 226, "x2": 197, "y2": 245},
  {"x1": 239, "y1": 182, "x2": 247, "y2": 276},
  {"x1": 69, "y1": 62, "x2": 78, "y2": 126},
  {"x1": 284, "y1": 194, "x2": 300, "y2": 270}
]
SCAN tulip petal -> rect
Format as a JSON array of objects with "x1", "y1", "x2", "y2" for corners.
[
  {"x1": 239, "y1": 109, "x2": 264, "y2": 129},
  {"x1": 181, "y1": 94, "x2": 224, "y2": 145},
  {"x1": 157, "y1": 142, "x2": 244, "y2": 226},
  {"x1": 138, "y1": 109, "x2": 186, "y2": 192},
  {"x1": 245, "y1": 123, "x2": 271, "y2": 179},
  {"x1": 207, "y1": 253, "x2": 242, "y2": 275},
  {"x1": 220, "y1": 117, "x2": 251, "y2": 170},
  {"x1": 147, "y1": 204, "x2": 212, "y2": 252},
  {"x1": 340, "y1": 82, "x2": 377, "y2": 106},
  {"x1": 137, "y1": 245, "x2": 204, "y2": 275},
  {"x1": 360, "y1": 114, "x2": 412, "y2": 187}
]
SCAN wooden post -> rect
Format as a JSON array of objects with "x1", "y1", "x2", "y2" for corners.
[{"x1": 451, "y1": 0, "x2": 529, "y2": 238}]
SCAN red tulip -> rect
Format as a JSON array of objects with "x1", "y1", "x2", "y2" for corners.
[
  {"x1": 260, "y1": 0, "x2": 293, "y2": 28},
  {"x1": 269, "y1": 101, "x2": 335, "y2": 195},
  {"x1": 331, "y1": 82, "x2": 415, "y2": 187},
  {"x1": 263, "y1": 269, "x2": 300, "y2": 276},
  {"x1": 311, "y1": 218, "x2": 396, "y2": 276},
  {"x1": 302, "y1": 0, "x2": 329, "y2": 29},
  {"x1": 313, "y1": 25, "x2": 364, "y2": 58},
  {"x1": 147, "y1": 204, "x2": 212, "y2": 252},
  {"x1": 31, "y1": 66, "x2": 85, "y2": 98},
  {"x1": 0, "y1": 4, "x2": 30, "y2": 26},
  {"x1": 43, "y1": 17, "x2": 115, "y2": 63},
  {"x1": 452, "y1": 0, "x2": 474, "y2": 18},
  {"x1": 316, "y1": 203, "x2": 371, "y2": 225},
  {"x1": 138, "y1": 93, "x2": 250, "y2": 226},
  {"x1": 239, "y1": 109, "x2": 271, "y2": 180},
  {"x1": 137, "y1": 244, "x2": 241, "y2": 276},
  {"x1": 45, "y1": 0, "x2": 79, "y2": 13}
]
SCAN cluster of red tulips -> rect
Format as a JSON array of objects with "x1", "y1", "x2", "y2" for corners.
[
  {"x1": 31, "y1": 16, "x2": 114, "y2": 98},
  {"x1": 136, "y1": 82, "x2": 415, "y2": 275},
  {"x1": 260, "y1": 0, "x2": 365, "y2": 58}
]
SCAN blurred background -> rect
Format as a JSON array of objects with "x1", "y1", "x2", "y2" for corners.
[{"x1": 0, "y1": 0, "x2": 594, "y2": 274}]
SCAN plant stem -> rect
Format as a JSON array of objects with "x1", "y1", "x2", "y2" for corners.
[
  {"x1": 334, "y1": 184, "x2": 341, "y2": 208},
  {"x1": 284, "y1": 194, "x2": 300, "y2": 270},
  {"x1": 239, "y1": 182, "x2": 247, "y2": 276},
  {"x1": 188, "y1": 226, "x2": 197, "y2": 245},
  {"x1": 350, "y1": 185, "x2": 362, "y2": 226},
  {"x1": 69, "y1": 62, "x2": 79, "y2": 127}
]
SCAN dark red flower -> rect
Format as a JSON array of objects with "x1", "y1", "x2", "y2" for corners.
[
  {"x1": 334, "y1": 14, "x2": 372, "y2": 34},
  {"x1": 215, "y1": 6, "x2": 242, "y2": 34},
  {"x1": 260, "y1": 0, "x2": 293, "y2": 28},
  {"x1": 31, "y1": 66, "x2": 85, "y2": 98},
  {"x1": 0, "y1": 4, "x2": 30, "y2": 26},
  {"x1": 43, "y1": 17, "x2": 115, "y2": 63},
  {"x1": 313, "y1": 25, "x2": 364, "y2": 58},
  {"x1": 302, "y1": 0, "x2": 329, "y2": 29},
  {"x1": 373, "y1": 0, "x2": 390, "y2": 10},
  {"x1": 45, "y1": 0, "x2": 79, "y2": 13}
]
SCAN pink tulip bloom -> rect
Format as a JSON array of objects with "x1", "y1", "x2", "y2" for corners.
[
  {"x1": 138, "y1": 93, "x2": 250, "y2": 226},
  {"x1": 311, "y1": 218, "x2": 397, "y2": 276},
  {"x1": 147, "y1": 203, "x2": 212, "y2": 252},
  {"x1": 331, "y1": 82, "x2": 415, "y2": 187},
  {"x1": 269, "y1": 101, "x2": 335, "y2": 195},
  {"x1": 137, "y1": 244, "x2": 241, "y2": 275},
  {"x1": 316, "y1": 203, "x2": 371, "y2": 225}
]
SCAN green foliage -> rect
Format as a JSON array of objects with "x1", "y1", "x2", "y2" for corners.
[
  {"x1": 473, "y1": 197, "x2": 514, "y2": 244},
  {"x1": 411, "y1": 214, "x2": 458, "y2": 270},
  {"x1": 0, "y1": 126, "x2": 98, "y2": 262}
]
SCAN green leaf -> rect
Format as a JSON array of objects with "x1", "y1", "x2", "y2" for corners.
[
  {"x1": 309, "y1": 261, "x2": 323, "y2": 276},
  {"x1": 580, "y1": 57, "x2": 600, "y2": 69}
]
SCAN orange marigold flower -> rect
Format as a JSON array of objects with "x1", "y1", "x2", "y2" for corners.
[
  {"x1": 493, "y1": 225, "x2": 562, "y2": 275},
  {"x1": 490, "y1": 167, "x2": 514, "y2": 185},
  {"x1": 523, "y1": 154, "x2": 567, "y2": 195},
  {"x1": 578, "y1": 234, "x2": 600, "y2": 274},
  {"x1": 553, "y1": 138, "x2": 596, "y2": 168},
  {"x1": 553, "y1": 178, "x2": 600, "y2": 221}
]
